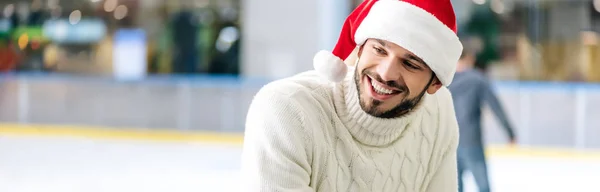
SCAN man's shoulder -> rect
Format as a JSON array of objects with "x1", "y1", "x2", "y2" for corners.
[
  {"x1": 251, "y1": 71, "x2": 335, "y2": 113},
  {"x1": 256, "y1": 70, "x2": 334, "y2": 100},
  {"x1": 246, "y1": 71, "x2": 335, "y2": 144}
]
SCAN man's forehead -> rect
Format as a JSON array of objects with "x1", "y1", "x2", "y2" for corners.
[
  {"x1": 369, "y1": 39, "x2": 426, "y2": 64},
  {"x1": 370, "y1": 39, "x2": 411, "y2": 53}
]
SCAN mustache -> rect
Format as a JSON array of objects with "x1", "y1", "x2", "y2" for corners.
[{"x1": 363, "y1": 69, "x2": 408, "y2": 93}]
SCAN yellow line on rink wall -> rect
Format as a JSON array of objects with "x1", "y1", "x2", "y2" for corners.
[
  {"x1": 1, "y1": 123, "x2": 600, "y2": 160},
  {"x1": 0, "y1": 123, "x2": 244, "y2": 145},
  {"x1": 486, "y1": 145, "x2": 600, "y2": 160}
]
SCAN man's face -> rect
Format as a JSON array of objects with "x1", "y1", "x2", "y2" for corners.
[{"x1": 354, "y1": 39, "x2": 442, "y2": 118}]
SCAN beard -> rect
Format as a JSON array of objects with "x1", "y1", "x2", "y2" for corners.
[{"x1": 354, "y1": 66, "x2": 431, "y2": 119}]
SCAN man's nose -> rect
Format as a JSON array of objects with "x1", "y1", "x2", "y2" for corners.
[{"x1": 375, "y1": 58, "x2": 402, "y2": 82}]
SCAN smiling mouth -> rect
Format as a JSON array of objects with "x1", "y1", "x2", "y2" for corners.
[
  {"x1": 371, "y1": 79, "x2": 399, "y2": 95},
  {"x1": 366, "y1": 75, "x2": 402, "y2": 100}
]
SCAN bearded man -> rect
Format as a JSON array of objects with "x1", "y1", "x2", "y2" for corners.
[{"x1": 241, "y1": 0, "x2": 464, "y2": 191}]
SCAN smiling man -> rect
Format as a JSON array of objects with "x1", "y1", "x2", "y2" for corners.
[{"x1": 241, "y1": 0, "x2": 463, "y2": 191}]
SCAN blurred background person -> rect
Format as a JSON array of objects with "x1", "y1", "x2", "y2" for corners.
[{"x1": 449, "y1": 37, "x2": 517, "y2": 192}]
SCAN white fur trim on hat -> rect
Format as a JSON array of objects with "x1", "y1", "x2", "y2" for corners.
[
  {"x1": 313, "y1": 50, "x2": 348, "y2": 82},
  {"x1": 354, "y1": 0, "x2": 463, "y2": 86}
]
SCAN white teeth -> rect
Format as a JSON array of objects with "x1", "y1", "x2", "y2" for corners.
[{"x1": 371, "y1": 79, "x2": 394, "y2": 95}]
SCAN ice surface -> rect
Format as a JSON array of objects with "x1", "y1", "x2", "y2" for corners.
[{"x1": 0, "y1": 135, "x2": 598, "y2": 192}]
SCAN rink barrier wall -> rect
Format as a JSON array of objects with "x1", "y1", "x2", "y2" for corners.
[
  {"x1": 1, "y1": 123, "x2": 600, "y2": 160},
  {"x1": 1, "y1": 73, "x2": 600, "y2": 149}
]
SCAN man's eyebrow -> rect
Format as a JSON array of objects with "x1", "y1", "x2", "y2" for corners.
[
  {"x1": 375, "y1": 39, "x2": 387, "y2": 48},
  {"x1": 406, "y1": 54, "x2": 427, "y2": 65}
]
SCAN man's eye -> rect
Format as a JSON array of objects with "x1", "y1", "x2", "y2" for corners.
[
  {"x1": 373, "y1": 47, "x2": 387, "y2": 55},
  {"x1": 403, "y1": 60, "x2": 420, "y2": 70}
]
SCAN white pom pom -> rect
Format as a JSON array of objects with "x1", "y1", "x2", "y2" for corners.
[{"x1": 313, "y1": 50, "x2": 348, "y2": 83}]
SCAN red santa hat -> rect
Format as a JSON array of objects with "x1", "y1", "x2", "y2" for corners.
[{"x1": 313, "y1": 0, "x2": 463, "y2": 86}]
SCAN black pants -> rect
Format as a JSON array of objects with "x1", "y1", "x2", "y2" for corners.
[{"x1": 457, "y1": 146, "x2": 491, "y2": 192}]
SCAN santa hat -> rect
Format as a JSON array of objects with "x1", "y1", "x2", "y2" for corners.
[{"x1": 313, "y1": 0, "x2": 463, "y2": 86}]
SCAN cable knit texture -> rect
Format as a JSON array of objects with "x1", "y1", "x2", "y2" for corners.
[{"x1": 241, "y1": 69, "x2": 459, "y2": 192}]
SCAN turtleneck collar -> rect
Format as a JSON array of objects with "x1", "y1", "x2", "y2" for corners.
[{"x1": 333, "y1": 67, "x2": 427, "y2": 147}]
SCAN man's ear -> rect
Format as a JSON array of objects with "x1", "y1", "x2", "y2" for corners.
[{"x1": 426, "y1": 77, "x2": 443, "y2": 94}]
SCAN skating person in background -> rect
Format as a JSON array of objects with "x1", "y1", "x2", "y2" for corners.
[
  {"x1": 241, "y1": 0, "x2": 463, "y2": 191},
  {"x1": 449, "y1": 40, "x2": 517, "y2": 192}
]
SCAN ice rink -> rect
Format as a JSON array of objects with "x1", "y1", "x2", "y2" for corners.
[{"x1": 1, "y1": 132, "x2": 599, "y2": 192}]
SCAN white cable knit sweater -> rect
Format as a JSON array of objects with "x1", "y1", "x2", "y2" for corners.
[{"x1": 241, "y1": 69, "x2": 459, "y2": 192}]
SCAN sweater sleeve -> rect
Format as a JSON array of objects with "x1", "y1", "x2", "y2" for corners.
[
  {"x1": 481, "y1": 79, "x2": 516, "y2": 140},
  {"x1": 241, "y1": 83, "x2": 314, "y2": 192},
  {"x1": 425, "y1": 87, "x2": 459, "y2": 192}
]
